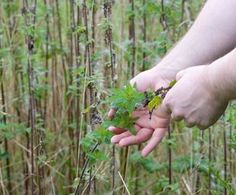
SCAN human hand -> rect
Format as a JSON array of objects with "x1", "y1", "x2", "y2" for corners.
[
  {"x1": 108, "y1": 67, "x2": 172, "y2": 157},
  {"x1": 163, "y1": 65, "x2": 229, "y2": 129}
]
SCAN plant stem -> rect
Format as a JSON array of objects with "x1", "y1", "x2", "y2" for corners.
[
  {"x1": 142, "y1": 0, "x2": 147, "y2": 71},
  {"x1": 55, "y1": 0, "x2": 68, "y2": 90},
  {"x1": 0, "y1": 48, "x2": 12, "y2": 195},
  {"x1": 223, "y1": 115, "x2": 227, "y2": 195},
  {"x1": 208, "y1": 127, "x2": 212, "y2": 195},
  {"x1": 168, "y1": 125, "x2": 172, "y2": 185},
  {"x1": 129, "y1": 0, "x2": 135, "y2": 77},
  {"x1": 74, "y1": 143, "x2": 99, "y2": 195}
]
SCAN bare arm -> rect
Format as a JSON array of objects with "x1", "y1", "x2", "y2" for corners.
[
  {"x1": 154, "y1": 0, "x2": 236, "y2": 80},
  {"x1": 209, "y1": 48, "x2": 236, "y2": 101},
  {"x1": 109, "y1": 0, "x2": 236, "y2": 156}
]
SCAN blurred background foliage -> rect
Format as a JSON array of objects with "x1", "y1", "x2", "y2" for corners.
[{"x1": 0, "y1": 0, "x2": 236, "y2": 194}]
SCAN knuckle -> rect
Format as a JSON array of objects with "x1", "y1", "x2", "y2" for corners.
[
  {"x1": 185, "y1": 117, "x2": 195, "y2": 127},
  {"x1": 197, "y1": 124, "x2": 206, "y2": 130},
  {"x1": 171, "y1": 109, "x2": 184, "y2": 121},
  {"x1": 186, "y1": 123, "x2": 194, "y2": 128},
  {"x1": 186, "y1": 117, "x2": 195, "y2": 124},
  {"x1": 197, "y1": 121, "x2": 209, "y2": 130},
  {"x1": 173, "y1": 109, "x2": 184, "y2": 118},
  {"x1": 163, "y1": 96, "x2": 172, "y2": 109}
]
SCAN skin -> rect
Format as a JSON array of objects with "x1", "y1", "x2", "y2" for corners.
[
  {"x1": 109, "y1": 0, "x2": 236, "y2": 157},
  {"x1": 164, "y1": 65, "x2": 228, "y2": 130},
  {"x1": 108, "y1": 70, "x2": 171, "y2": 156},
  {"x1": 165, "y1": 47, "x2": 236, "y2": 130}
]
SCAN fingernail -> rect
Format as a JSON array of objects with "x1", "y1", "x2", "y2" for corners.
[
  {"x1": 108, "y1": 110, "x2": 114, "y2": 118},
  {"x1": 108, "y1": 126, "x2": 115, "y2": 131},
  {"x1": 111, "y1": 137, "x2": 117, "y2": 144},
  {"x1": 141, "y1": 150, "x2": 147, "y2": 157}
]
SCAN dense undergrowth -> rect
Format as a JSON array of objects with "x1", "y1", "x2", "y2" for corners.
[{"x1": 1, "y1": 0, "x2": 236, "y2": 194}]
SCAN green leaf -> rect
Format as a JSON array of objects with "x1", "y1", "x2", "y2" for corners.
[
  {"x1": 169, "y1": 80, "x2": 177, "y2": 87},
  {"x1": 0, "y1": 151, "x2": 10, "y2": 160},
  {"x1": 148, "y1": 96, "x2": 162, "y2": 112},
  {"x1": 88, "y1": 150, "x2": 108, "y2": 164},
  {"x1": 129, "y1": 151, "x2": 166, "y2": 173},
  {"x1": 105, "y1": 83, "x2": 145, "y2": 135}
]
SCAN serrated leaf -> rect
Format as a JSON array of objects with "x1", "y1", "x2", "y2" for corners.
[
  {"x1": 148, "y1": 96, "x2": 162, "y2": 112},
  {"x1": 88, "y1": 150, "x2": 108, "y2": 164},
  {"x1": 107, "y1": 83, "x2": 144, "y2": 112}
]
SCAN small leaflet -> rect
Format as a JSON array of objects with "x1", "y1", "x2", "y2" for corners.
[
  {"x1": 169, "y1": 80, "x2": 177, "y2": 87},
  {"x1": 147, "y1": 96, "x2": 162, "y2": 112}
]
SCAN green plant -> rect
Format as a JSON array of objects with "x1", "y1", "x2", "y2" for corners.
[
  {"x1": 105, "y1": 80, "x2": 176, "y2": 134},
  {"x1": 2, "y1": 1, "x2": 234, "y2": 194},
  {"x1": 80, "y1": 80, "x2": 177, "y2": 167}
]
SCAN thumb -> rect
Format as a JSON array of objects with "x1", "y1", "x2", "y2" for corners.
[
  {"x1": 176, "y1": 70, "x2": 186, "y2": 81},
  {"x1": 176, "y1": 66, "x2": 197, "y2": 81},
  {"x1": 129, "y1": 77, "x2": 146, "y2": 92},
  {"x1": 130, "y1": 78, "x2": 136, "y2": 87}
]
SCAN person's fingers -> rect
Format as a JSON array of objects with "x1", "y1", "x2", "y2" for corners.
[
  {"x1": 130, "y1": 76, "x2": 146, "y2": 92},
  {"x1": 118, "y1": 128, "x2": 153, "y2": 147},
  {"x1": 176, "y1": 70, "x2": 186, "y2": 81},
  {"x1": 185, "y1": 121, "x2": 195, "y2": 128},
  {"x1": 176, "y1": 66, "x2": 197, "y2": 81},
  {"x1": 171, "y1": 112, "x2": 183, "y2": 121},
  {"x1": 141, "y1": 128, "x2": 167, "y2": 157},
  {"x1": 184, "y1": 118, "x2": 195, "y2": 128},
  {"x1": 135, "y1": 115, "x2": 168, "y2": 130},
  {"x1": 129, "y1": 78, "x2": 136, "y2": 87},
  {"x1": 108, "y1": 124, "x2": 141, "y2": 134},
  {"x1": 108, "y1": 108, "x2": 116, "y2": 119},
  {"x1": 159, "y1": 100, "x2": 172, "y2": 117},
  {"x1": 134, "y1": 124, "x2": 142, "y2": 131},
  {"x1": 108, "y1": 126, "x2": 126, "y2": 134},
  {"x1": 132, "y1": 110, "x2": 148, "y2": 118},
  {"x1": 111, "y1": 131, "x2": 131, "y2": 144}
]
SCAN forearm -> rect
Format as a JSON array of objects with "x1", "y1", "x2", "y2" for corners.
[
  {"x1": 209, "y1": 48, "x2": 236, "y2": 101},
  {"x1": 154, "y1": 0, "x2": 236, "y2": 79}
]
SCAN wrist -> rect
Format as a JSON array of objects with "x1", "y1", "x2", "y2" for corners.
[{"x1": 152, "y1": 56, "x2": 192, "y2": 82}]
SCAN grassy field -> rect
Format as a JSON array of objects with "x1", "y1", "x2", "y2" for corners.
[{"x1": 0, "y1": 0, "x2": 236, "y2": 194}]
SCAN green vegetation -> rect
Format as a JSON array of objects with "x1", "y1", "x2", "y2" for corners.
[{"x1": 0, "y1": 0, "x2": 236, "y2": 194}]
